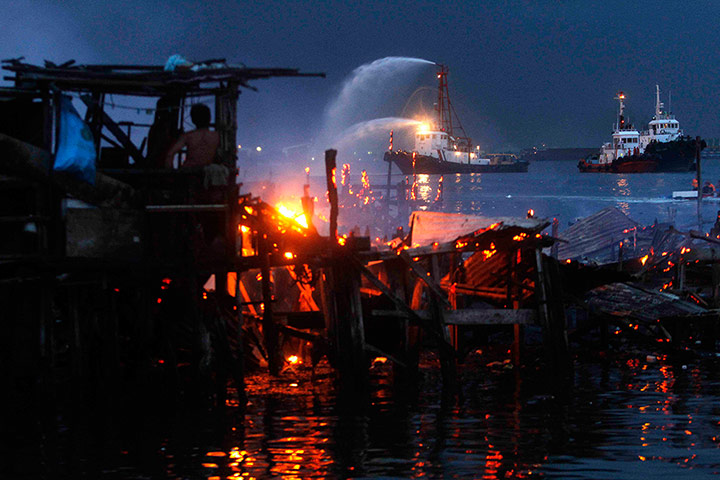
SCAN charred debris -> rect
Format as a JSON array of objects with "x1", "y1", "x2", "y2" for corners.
[{"x1": 1, "y1": 59, "x2": 718, "y2": 411}]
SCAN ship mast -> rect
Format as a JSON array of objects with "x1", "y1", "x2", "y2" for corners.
[
  {"x1": 615, "y1": 91, "x2": 626, "y2": 128},
  {"x1": 436, "y1": 64, "x2": 452, "y2": 133},
  {"x1": 435, "y1": 64, "x2": 471, "y2": 147},
  {"x1": 655, "y1": 84, "x2": 664, "y2": 117}
]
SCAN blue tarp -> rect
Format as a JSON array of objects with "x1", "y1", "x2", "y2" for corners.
[{"x1": 53, "y1": 96, "x2": 96, "y2": 184}]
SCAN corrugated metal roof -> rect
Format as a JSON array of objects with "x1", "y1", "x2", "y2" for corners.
[
  {"x1": 410, "y1": 211, "x2": 548, "y2": 247},
  {"x1": 557, "y1": 207, "x2": 641, "y2": 263}
]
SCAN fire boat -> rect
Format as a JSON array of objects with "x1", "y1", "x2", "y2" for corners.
[{"x1": 384, "y1": 65, "x2": 528, "y2": 175}]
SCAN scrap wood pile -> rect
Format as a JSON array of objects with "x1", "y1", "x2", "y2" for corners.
[
  {"x1": 557, "y1": 208, "x2": 720, "y2": 349},
  {"x1": 584, "y1": 282, "x2": 712, "y2": 344}
]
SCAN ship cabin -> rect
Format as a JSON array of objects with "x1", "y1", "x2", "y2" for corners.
[
  {"x1": 639, "y1": 115, "x2": 682, "y2": 151},
  {"x1": 600, "y1": 127, "x2": 640, "y2": 163},
  {"x1": 415, "y1": 126, "x2": 483, "y2": 164},
  {"x1": 638, "y1": 85, "x2": 683, "y2": 151}
]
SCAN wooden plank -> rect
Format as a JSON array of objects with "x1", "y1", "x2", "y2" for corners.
[
  {"x1": 145, "y1": 204, "x2": 227, "y2": 212},
  {"x1": 371, "y1": 308, "x2": 537, "y2": 325}
]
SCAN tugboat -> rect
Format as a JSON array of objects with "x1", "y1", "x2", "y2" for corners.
[
  {"x1": 384, "y1": 64, "x2": 529, "y2": 174},
  {"x1": 639, "y1": 85, "x2": 701, "y2": 172},
  {"x1": 578, "y1": 92, "x2": 658, "y2": 173},
  {"x1": 579, "y1": 87, "x2": 702, "y2": 173}
]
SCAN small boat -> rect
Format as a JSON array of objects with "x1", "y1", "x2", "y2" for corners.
[
  {"x1": 384, "y1": 64, "x2": 528, "y2": 175},
  {"x1": 672, "y1": 190, "x2": 719, "y2": 200}
]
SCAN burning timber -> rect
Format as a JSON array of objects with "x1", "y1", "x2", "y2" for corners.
[{"x1": 2, "y1": 59, "x2": 720, "y2": 419}]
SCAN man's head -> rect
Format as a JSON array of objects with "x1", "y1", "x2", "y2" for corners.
[{"x1": 190, "y1": 104, "x2": 211, "y2": 128}]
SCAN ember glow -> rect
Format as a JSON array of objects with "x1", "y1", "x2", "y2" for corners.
[{"x1": 341, "y1": 163, "x2": 350, "y2": 186}]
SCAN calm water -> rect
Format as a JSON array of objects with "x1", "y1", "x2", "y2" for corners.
[
  {"x1": 22, "y1": 352, "x2": 720, "y2": 479},
  {"x1": 410, "y1": 159, "x2": 720, "y2": 231},
  {"x1": 11, "y1": 160, "x2": 720, "y2": 479}
]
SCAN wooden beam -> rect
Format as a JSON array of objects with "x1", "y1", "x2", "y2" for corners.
[
  {"x1": 371, "y1": 308, "x2": 537, "y2": 325},
  {"x1": 351, "y1": 256, "x2": 455, "y2": 353},
  {"x1": 80, "y1": 95, "x2": 145, "y2": 165},
  {"x1": 398, "y1": 250, "x2": 451, "y2": 308},
  {"x1": 285, "y1": 265, "x2": 319, "y2": 311}
]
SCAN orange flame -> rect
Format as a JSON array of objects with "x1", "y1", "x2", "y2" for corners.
[{"x1": 276, "y1": 203, "x2": 309, "y2": 228}]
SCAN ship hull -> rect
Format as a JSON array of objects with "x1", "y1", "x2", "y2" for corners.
[
  {"x1": 578, "y1": 139, "x2": 701, "y2": 173},
  {"x1": 644, "y1": 137, "x2": 703, "y2": 172},
  {"x1": 385, "y1": 151, "x2": 529, "y2": 175},
  {"x1": 578, "y1": 156, "x2": 657, "y2": 173}
]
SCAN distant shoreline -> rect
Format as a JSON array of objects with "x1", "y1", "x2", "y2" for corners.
[{"x1": 519, "y1": 147, "x2": 597, "y2": 162}]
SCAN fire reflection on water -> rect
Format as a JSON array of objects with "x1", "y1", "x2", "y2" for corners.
[
  {"x1": 25, "y1": 352, "x2": 720, "y2": 478},
  {"x1": 191, "y1": 353, "x2": 720, "y2": 479},
  {"x1": 416, "y1": 174, "x2": 433, "y2": 202}
]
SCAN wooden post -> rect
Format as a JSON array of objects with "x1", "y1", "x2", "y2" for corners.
[
  {"x1": 383, "y1": 257, "x2": 420, "y2": 381},
  {"x1": 551, "y1": 218, "x2": 559, "y2": 259},
  {"x1": 535, "y1": 249, "x2": 562, "y2": 368},
  {"x1": 535, "y1": 251, "x2": 570, "y2": 371},
  {"x1": 325, "y1": 149, "x2": 338, "y2": 241},
  {"x1": 235, "y1": 272, "x2": 247, "y2": 405},
  {"x1": 676, "y1": 255, "x2": 686, "y2": 291},
  {"x1": 510, "y1": 249, "x2": 522, "y2": 366},
  {"x1": 258, "y1": 228, "x2": 280, "y2": 376},
  {"x1": 69, "y1": 285, "x2": 83, "y2": 377},
  {"x1": 385, "y1": 157, "x2": 393, "y2": 217},
  {"x1": 697, "y1": 136, "x2": 703, "y2": 231},
  {"x1": 712, "y1": 262, "x2": 720, "y2": 308},
  {"x1": 332, "y1": 256, "x2": 367, "y2": 391},
  {"x1": 430, "y1": 254, "x2": 456, "y2": 391}
]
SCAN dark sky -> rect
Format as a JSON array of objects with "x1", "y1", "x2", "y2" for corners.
[{"x1": 4, "y1": 0, "x2": 719, "y2": 155}]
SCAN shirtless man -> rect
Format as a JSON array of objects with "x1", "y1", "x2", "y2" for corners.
[{"x1": 165, "y1": 104, "x2": 220, "y2": 168}]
